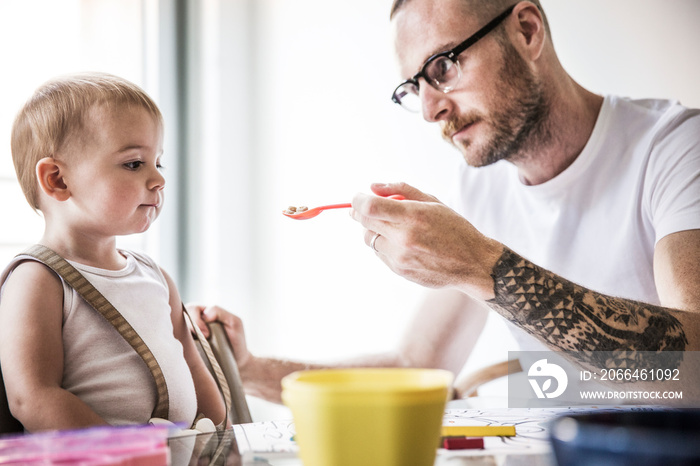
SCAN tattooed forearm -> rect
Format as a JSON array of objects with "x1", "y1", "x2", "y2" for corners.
[{"x1": 486, "y1": 248, "x2": 687, "y2": 368}]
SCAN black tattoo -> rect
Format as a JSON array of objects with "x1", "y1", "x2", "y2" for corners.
[{"x1": 486, "y1": 248, "x2": 687, "y2": 369}]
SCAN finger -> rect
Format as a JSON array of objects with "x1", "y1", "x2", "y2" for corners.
[
  {"x1": 184, "y1": 303, "x2": 211, "y2": 338},
  {"x1": 364, "y1": 230, "x2": 380, "y2": 253},
  {"x1": 351, "y1": 192, "x2": 406, "y2": 223},
  {"x1": 363, "y1": 229, "x2": 374, "y2": 248},
  {"x1": 370, "y1": 182, "x2": 437, "y2": 202},
  {"x1": 202, "y1": 305, "x2": 232, "y2": 325},
  {"x1": 211, "y1": 312, "x2": 249, "y2": 359},
  {"x1": 185, "y1": 302, "x2": 204, "y2": 313}
]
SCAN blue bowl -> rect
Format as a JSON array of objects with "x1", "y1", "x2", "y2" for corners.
[{"x1": 549, "y1": 410, "x2": 700, "y2": 466}]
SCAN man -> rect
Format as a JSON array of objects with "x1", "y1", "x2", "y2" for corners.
[{"x1": 195, "y1": 0, "x2": 700, "y2": 403}]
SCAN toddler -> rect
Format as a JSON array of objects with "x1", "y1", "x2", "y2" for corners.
[{"x1": 0, "y1": 72, "x2": 225, "y2": 432}]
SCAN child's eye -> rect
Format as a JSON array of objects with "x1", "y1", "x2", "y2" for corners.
[{"x1": 124, "y1": 161, "x2": 144, "y2": 170}]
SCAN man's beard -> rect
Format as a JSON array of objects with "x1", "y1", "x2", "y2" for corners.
[{"x1": 442, "y1": 39, "x2": 551, "y2": 167}]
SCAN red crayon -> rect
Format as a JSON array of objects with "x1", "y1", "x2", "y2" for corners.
[{"x1": 442, "y1": 436, "x2": 485, "y2": 450}]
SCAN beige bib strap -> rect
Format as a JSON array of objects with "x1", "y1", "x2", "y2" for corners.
[
  {"x1": 21, "y1": 244, "x2": 169, "y2": 420},
  {"x1": 183, "y1": 305, "x2": 232, "y2": 430}
]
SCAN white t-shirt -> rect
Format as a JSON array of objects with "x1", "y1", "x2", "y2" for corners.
[
  {"x1": 452, "y1": 95, "x2": 700, "y2": 352},
  {"x1": 0, "y1": 250, "x2": 198, "y2": 426}
]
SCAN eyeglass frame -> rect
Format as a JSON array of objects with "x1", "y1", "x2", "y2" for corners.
[{"x1": 391, "y1": 3, "x2": 517, "y2": 109}]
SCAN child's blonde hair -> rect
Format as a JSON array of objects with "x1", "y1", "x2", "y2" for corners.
[{"x1": 11, "y1": 72, "x2": 163, "y2": 211}]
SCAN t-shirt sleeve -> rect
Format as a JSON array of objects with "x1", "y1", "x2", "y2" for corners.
[{"x1": 647, "y1": 109, "x2": 700, "y2": 244}]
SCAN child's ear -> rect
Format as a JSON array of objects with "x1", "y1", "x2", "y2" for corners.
[{"x1": 36, "y1": 157, "x2": 70, "y2": 202}]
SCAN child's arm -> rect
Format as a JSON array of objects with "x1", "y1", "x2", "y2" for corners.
[
  {"x1": 0, "y1": 261, "x2": 109, "y2": 432},
  {"x1": 161, "y1": 268, "x2": 227, "y2": 428}
]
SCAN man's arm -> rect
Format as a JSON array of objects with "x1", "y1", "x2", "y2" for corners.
[
  {"x1": 351, "y1": 183, "x2": 700, "y2": 363},
  {"x1": 186, "y1": 289, "x2": 487, "y2": 403},
  {"x1": 486, "y1": 243, "x2": 695, "y2": 358},
  {"x1": 394, "y1": 289, "x2": 488, "y2": 372}
]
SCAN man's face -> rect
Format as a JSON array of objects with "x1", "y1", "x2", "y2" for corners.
[{"x1": 392, "y1": 0, "x2": 549, "y2": 167}]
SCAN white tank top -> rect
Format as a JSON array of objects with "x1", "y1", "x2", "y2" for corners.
[{"x1": 1, "y1": 250, "x2": 197, "y2": 426}]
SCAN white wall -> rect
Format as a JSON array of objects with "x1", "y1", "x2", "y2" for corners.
[
  {"x1": 184, "y1": 0, "x2": 700, "y2": 416},
  {"x1": 248, "y1": 0, "x2": 461, "y2": 360},
  {"x1": 544, "y1": 0, "x2": 700, "y2": 108}
]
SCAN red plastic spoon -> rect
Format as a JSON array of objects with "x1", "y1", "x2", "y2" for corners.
[{"x1": 282, "y1": 194, "x2": 405, "y2": 220}]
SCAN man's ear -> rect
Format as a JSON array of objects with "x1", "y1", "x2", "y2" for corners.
[
  {"x1": 511, "y1": 2, "x2": 546, "y2": 61},
  {"x1": 36, "y1": 157, "x2": 70, "y2": 202}
]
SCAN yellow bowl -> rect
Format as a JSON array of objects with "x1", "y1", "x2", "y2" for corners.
[{"x1": 282, "y1": 368, "x2": 453, "y2": 466}]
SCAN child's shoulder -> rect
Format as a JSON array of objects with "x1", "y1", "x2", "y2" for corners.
[{"x1": 1, "y1": 255, "x2": 64, "y2": 297}]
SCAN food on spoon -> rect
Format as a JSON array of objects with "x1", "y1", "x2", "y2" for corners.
[{"x1": 283, "y1": 205, "x2": 308, "y2": 215}]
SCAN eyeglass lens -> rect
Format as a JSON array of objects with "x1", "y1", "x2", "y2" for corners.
[
  {"x1": 393, "y1": 56, "x2": 461, "y2": 112},
  {"x1": 425, "y1": 56, "x2": 460, "y2": 90},
  {"x1": 394, "y1": 82, "x2": 420, "y2": 112}
]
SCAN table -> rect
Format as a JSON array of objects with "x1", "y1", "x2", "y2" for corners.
[
  {"x1": 169, "y1": 399, "x2": 559, "y2": 466},
  {"x1": 168, "y1": 429, "x2": 556, "y2": 466},
  {"x1": 163, "y1": 400, "x2": 696, "y2": 465}
]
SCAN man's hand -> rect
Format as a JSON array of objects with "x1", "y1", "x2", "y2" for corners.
[
  {"x1": 184, "y1": 304, "x2": 252, "y2": 369},
  {"x1": 350, "y1": 182, "x2": 502, "y2": 300},
  {"x1": 185, "y1": 304, "x2": 321, "y2": 403}
]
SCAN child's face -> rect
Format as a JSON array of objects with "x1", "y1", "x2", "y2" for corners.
[{"x1": 62, "y1": 104, "x2": 165, "y2": 236}]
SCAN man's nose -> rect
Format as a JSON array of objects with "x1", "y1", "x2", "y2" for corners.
[{"x1": 419, "y1": 80, "x2": 453, "y2": 122}]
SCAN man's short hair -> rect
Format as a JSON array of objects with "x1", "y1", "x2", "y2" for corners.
[
  {"x1": 390, "y1": 0, "x2": 550, "y2": 37},
  {"x1": 11, "y1": 72, "x2": 162, "y2": 211}
]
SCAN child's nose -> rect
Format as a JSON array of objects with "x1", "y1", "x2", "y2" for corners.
[{"x1": 150, "y1": 168, "x2": 165, "y2": 190}]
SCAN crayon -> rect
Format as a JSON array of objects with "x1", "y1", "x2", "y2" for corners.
[
  {"x1": 442, "y1": 437, "x2": 485, "y2": 450},
  {"x1": 441, "y1": 425, "x2": 516, "y2": 437}
]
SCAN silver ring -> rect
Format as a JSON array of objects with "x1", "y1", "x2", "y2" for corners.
[{"x1": 369, "y1": 232, "x2": 381, "y2": 252}]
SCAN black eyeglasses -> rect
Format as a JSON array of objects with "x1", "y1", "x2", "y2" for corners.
[{"x1": 391, "y1": 4, "x2": 516, "y2": 112}]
